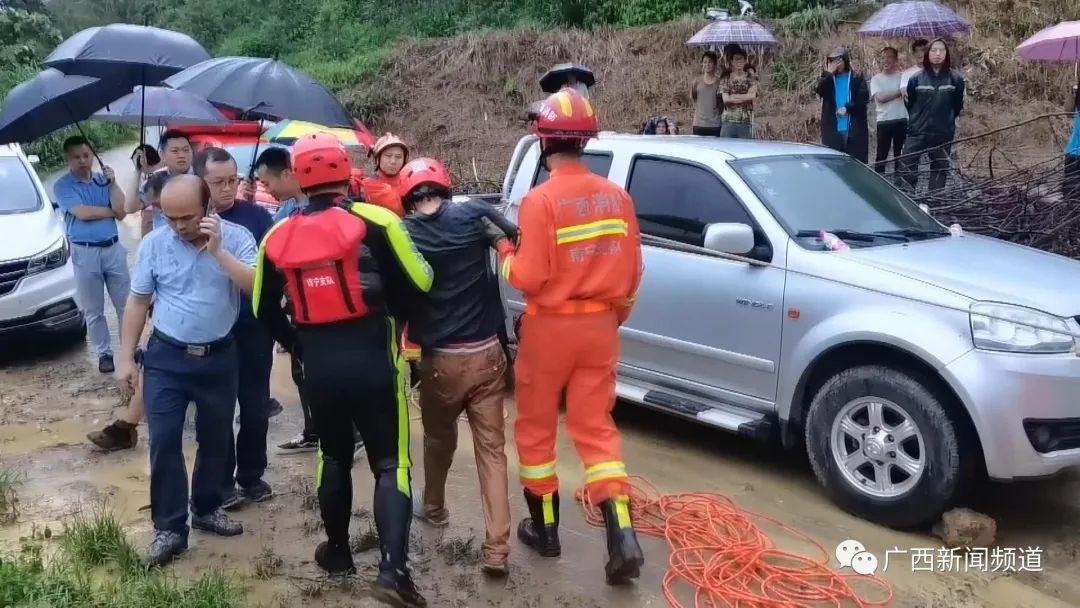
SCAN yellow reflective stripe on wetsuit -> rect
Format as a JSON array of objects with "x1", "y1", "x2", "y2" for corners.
[
  {"x1": 349, "y1": 203, "x2": 433, "y2": 293},
  {"x1": 387, "y1": 316, "x2": 412, "y2": 497},
  {"x1": 251, "y1": 219, "x2": 288, "y2": 318},
  {"x1": 555, "y1": 219, "x2": 629, "y2": 245}
]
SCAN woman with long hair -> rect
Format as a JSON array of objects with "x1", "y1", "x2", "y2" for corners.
[{"x1": 901, "y1": 38, "x2": 966, "y2": 193}]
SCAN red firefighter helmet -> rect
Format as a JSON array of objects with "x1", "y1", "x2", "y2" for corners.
[
  {"x1": 291, "y1": 133, "x2": 351, "y2": 190},
  {"x1": 398, "y1": 157, "x2": 452, "y2": 201},
  {"x1": 533, "y1": 88, "x2": 599, "y2": 141}
]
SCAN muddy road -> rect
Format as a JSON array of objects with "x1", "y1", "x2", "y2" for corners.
[{"x1": 2, "y1": 151, "x2": 1080, "y2": 607}]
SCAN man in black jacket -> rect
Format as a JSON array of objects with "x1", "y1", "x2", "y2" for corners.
[
  {"x1": 902, "y1": 38, "x2": 966, "y2": 193},
  {"x1": 397, "y1": 157, "x2": 520, "y2": 578},
  {"x1": 815, "y1": 47, "x2": 870, "y2": 163}
]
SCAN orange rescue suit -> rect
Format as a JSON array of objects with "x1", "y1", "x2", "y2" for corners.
[{"x1": 499, "y1": 161, "x2": 643, "y2": 504}]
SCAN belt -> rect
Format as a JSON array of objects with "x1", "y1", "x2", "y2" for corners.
[
  {"x1": 152, "y1": 329, "x2": 233, "y2": 357},
  {"x1": 70, "y1": 236, "x2": 119, "y2": 248},
  {"x1": 525, "y1": 300, "x2": 612, "y2": 316}
]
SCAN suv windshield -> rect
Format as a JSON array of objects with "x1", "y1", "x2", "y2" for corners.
[
  {"x1": 0, "y1": 156, "x2": 42, "y2": 214},
  {"x1": 733, "y1": 155, "x2": 948, "y2": 248}
]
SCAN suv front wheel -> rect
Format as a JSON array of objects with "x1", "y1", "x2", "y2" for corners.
[{"x1": 805, "y1": 365, "x2": 964, "y2": 528}]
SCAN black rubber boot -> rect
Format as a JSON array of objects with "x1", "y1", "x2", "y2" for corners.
[
  {"x1": 517, "y1": 489, "x2": 560, "y2": 558},
  {"x1": 316, "y1": 451, "x2": 354, "y2": 570},
  {"x1": 315, "y1": 540, "x2": 355, "y2": 575},
  {"x1": 600, "y1": 496, "x2": 644, "y2": 585},
  {"x1": 371, "y1": 458, "x2": 426, "y2": 607}
]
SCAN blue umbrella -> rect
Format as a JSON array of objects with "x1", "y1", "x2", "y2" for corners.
[
  {"x1": 93, "y1": 86, "x2": 229, "y2": 126},
  {"x1": 45, "y1": 24, "x2": 212, "y2": 144}
]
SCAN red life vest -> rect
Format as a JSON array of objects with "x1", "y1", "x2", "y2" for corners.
[{"x1": 264, "y1": 207, "x2": 369, "y2": 325}]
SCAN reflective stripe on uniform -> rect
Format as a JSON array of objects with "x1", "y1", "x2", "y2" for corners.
[
  {"x1": 583, "y1": 460, "x2": 627, "y2": 485},
  {"x1": 316, "y1": 447, "x2": 325, "y2": 488},
  {"x1": 542, "y1": 493, "x2": 556, "y2": 525},
  {"x1": 500, "y1": 255, "x2": 513, "y2": 280},
  {"x1": 386, "y1": 317, "x2": 412, "y2": 497},
  {"x1": 614, "y1": 495, "x2": 632, "y2": 529},
  {"x1": 519, "y1": 461, "x2": 557, "y2": 481},
  {"x1": 555, "y1": 219, "x2": 628, "y2": 245},
  {"x1": 251, "y1": 219, "x2": 288, "y2": 317}
]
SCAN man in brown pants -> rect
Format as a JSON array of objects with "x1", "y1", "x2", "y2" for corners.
[{"x1": 399, "y1": 158, "x2": 520, "y2": 576}]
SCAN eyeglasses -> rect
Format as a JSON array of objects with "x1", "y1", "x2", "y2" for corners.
[{"x1": 205, "y1": 176, "x2": 239, "y2": 189}]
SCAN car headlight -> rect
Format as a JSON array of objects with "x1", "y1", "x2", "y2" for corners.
[
  {"x1": 970, "y1": 302, "x2": 1075, "y2": 354},
  {"x1": 26, "y1": 240, "x2": 68, "y2": 275}
]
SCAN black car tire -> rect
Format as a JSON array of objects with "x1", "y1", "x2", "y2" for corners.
[{"x1": 805, "y1": 364, "x2": 965, "y2": 528}]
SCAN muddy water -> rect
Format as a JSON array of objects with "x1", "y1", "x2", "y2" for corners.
[{"x1": 2, "y1": 153, "x2": 1080, "y2": 606}]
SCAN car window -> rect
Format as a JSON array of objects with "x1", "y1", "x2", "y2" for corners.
[
  {"x1": 532, "y1": 152, "x2": 612, "y2": 187},
  {"x1": 0, "y1": 157, "x2": 41, "y2": 214},
  {"x1": 627, "y1": 156, "x2": 752, "y2": 247},
  {"x1": 225, "y1": 143, "x2": 286, "y2": 177}
]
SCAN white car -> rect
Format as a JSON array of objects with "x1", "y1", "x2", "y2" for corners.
[{"x1": 0, "y1": 144, "x2": 84, "y2": 342}]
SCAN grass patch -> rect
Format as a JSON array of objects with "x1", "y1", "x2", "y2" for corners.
[
  {"x1": 0, "y1": 467, "x2": 19, "y2": 525},
  {"x1": 0, "y1": 507, "x2": 242, "y2": 607}
]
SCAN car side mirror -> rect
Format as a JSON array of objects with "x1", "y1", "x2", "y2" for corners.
[
  {"x1": 703, "y1": 222, "x2": 755, "y2": 256},
  {"x1": 27, "y1": 155, "x2": 40, "y2": 165}
]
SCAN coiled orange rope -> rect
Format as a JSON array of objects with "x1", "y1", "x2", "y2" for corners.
[{"x1": 576, "y1": 477, "x2": 894, "y2": 608}]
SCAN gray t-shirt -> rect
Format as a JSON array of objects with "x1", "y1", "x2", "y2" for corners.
[{"x1": 693, "y1": 79, "x2": 722, "y2": 128}]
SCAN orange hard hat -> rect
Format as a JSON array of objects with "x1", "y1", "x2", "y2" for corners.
[
  {"x1": 291, "y1": 133, "x2": 352, "y2": 190},
  {"x1": 371, "y1": 133, "x2": 410, "y2": 163},
  {"x1": 533, "y1": 89, "x2": 598, "y2": 142},
  {"x1": 398, "y1": 157, "x2": 452, "y2": 201}
]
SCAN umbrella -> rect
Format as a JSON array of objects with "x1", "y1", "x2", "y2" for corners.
[
  {"x1": 540, "y1": 63, "x2": 596, "y2": 94},
  {"x1": 686, "y1": 19, "x2": 778, "y2": 47},
  {"x1": 92, "y1": 85, "x2": 229, "y2": 126},
  {"x1": 45, "y1": 24, "x2": 212, "y2": 146},
  {"x1": 1017, "y1": 21, "x2": 1080, "y2": 63},
  {"x1": 264, "y1": 119, "x2": 364, "y2": 147},
  {"x1": 858, "y1": 1, "x2": 970, "y2": 39},
  {"x1": 164, "y1": 57, "x2": 353, "y2": 128},
  {"x1": 0, "y1": 69, "x2": 128, "y2": 178}
]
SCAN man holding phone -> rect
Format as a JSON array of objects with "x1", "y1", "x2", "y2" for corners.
[
  {"x1": 814, "y1": 47, "x2": 870, "y2": 163},
  {"x1": 116, "y1": 174, "x2": 257, "y2": 568}
]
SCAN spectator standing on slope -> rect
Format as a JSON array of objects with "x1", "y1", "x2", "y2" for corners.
[{"x1": 870, "y1": 46, "x2": 909, "y2": 175}]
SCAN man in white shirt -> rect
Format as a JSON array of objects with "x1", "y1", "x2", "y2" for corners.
[
  {"x1": 870, "y1": 46, "x2": 909, "y2": 175},
  {"x1": 900, "y1": 39, "x2": 929, "y2": 98}
]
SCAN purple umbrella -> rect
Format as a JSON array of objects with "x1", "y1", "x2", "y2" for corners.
[
  {"x1": 858, "y1": 1, "x2": 970, "y2": 39},
  {"x1": 1017, "y1": 21, "x2": 1080, "y2": 62},
  {"x1": 686, "y1": 19, "x2": 778, "y2": 47}
]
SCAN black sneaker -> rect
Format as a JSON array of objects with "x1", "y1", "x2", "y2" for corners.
[
  {"x1": 277, "y1": 432, "x2": 318, "y2": 454},
  {"x1": 191, "y1": 508, "x2": 243, "y2": 536},
  {"x1": 373, "y1": 569, "x2": 427, "y2": 608},
  {"x1": 98, "y1": 354, "x2": 115, "y2": 374},
  {"x1": 267, "y1": 398, "x2": 284, "y2": 418},
  {"x1": 144, "y1": 530, "x2": 187, "y2": 569},
  {"x1": 221, "y1": 488, "x2": 248, "y2": 511},
  {"x1": 241, "y1": 479, "x2": 273, "y2": 503},
  {"x1": 315, "y1": 540, "x2": 356, "y2": 575},
  {"x1": 87, "y1": 420, "x2": 137, "y2": 451}
]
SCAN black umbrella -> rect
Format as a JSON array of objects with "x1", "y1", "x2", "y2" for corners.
[
  {"x1": 45, "y1": 24, "x2": 212, "y2": 145},
  {"x1": 164, "y1": 57, "x2": 353, "y2": 128},
  {"x1": 539, "y1": 63, "x2": 596, "y2": 93},
  {"x1": 0, "y1": 69, "x2": 128, "y2": 181}
]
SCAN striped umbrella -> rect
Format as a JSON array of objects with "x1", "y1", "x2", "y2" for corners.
[
  {"x1": 686, "y1": 19, "x2": 778, "y2": 47},
  {"x1": 858, "y1": 1, "x2": 970, "y2": 39},
  {"x1": 263, "y1": 119, "x2": 365, "y2": 147}
]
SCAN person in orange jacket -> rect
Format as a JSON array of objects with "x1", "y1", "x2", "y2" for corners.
[
  {"x1": 496, "y1": 88, "x2": 645, "y2": 585},
  {"x1": 370, "y1": 133, "x2": 409, "y2": 192}
]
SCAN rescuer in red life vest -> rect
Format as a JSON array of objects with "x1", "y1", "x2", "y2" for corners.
[{"x1": 252, "y1": 133, "x2": 433, "y2": 607}]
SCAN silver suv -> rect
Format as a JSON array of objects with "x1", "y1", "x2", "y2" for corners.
[{"x1": 498, "y1": 134, "x2": 1080, "y2": 527}]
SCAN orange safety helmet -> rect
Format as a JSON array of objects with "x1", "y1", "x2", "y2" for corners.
[
  {"x1": 398, "y1": 157, "x2": 452, "y2": 201},
  {"x1": 371, "y1": 133, "x2": 410, "y2": 163},
  {"x1": 291, "y1": 133, "x2": 352, "y2": 191},
  {"x1": 533, "y1": 88, "x2": 598, "y2": 142}
]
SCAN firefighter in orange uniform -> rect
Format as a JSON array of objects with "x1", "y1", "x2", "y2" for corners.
[{"x1": 497, "y1": 88, "x2": 645, "y2": 584}]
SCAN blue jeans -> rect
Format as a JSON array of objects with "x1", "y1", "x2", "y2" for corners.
[
  {"x1": 224, "y1": 317, "x2": 273, "y2": 491},
  {"x1": 143, "y1": 333, "x2": 238, "y2": 534},
  {"x1": 70, "y1": 242, "x2": 129, "y2": 356}
]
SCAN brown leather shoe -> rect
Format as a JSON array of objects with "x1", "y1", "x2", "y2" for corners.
[{"x1": 87, "y1": 420, "x2": 137, "y2": 451}]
